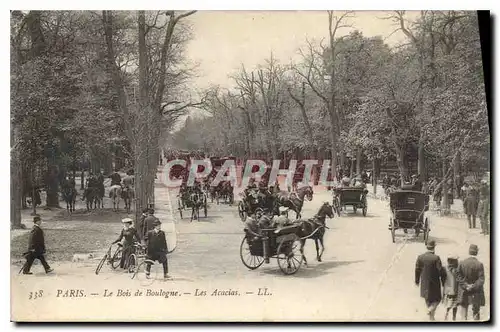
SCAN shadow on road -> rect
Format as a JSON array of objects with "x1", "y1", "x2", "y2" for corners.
[{"x1": 259, "y1": 259, "x2": 364, "y2": 279}]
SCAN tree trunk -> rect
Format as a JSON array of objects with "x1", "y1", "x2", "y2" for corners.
[
  {"x1": 454, "y1": 151, "x2": 461, "y2": 198},
  {"x1": 45, "y1": 165, "x2": 60, "y2": 208},
  {"x1": 395, "y1": 144, "x2": 409, "y2": 180},
  {"x1": 11, "y1": 128, "x2": 23, "y2": 229},
  {"x1": 372, "y1": 157, "x2": 377, "y2": 195},
  {"x1": 418, "y1": 136, "x2": 426, "y2": 181},
  {"x1": 356, "y1": 148, "x2": 362, "y2": 174},
  {"x1": 442, "y1": 160, "x2": 450, "y2": 214}
]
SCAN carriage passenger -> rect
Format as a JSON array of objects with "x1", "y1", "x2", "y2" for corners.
[
  {"x1": 341, "y1": 175, "x2": 351, "y2": 187},
  {"x1": 112, "y1": 218, "x2": 141, "y2": 270}
]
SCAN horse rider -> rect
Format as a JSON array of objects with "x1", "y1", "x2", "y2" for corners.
[
  {"x1": 67, "y1": 174, "x2": 76, "y2": 188},
  {"x1": 122, "y1": 173, "x2": 134, "y2": 191},
  {"x1": 110, "y1": 169, "x2": 122, "y2": 187}
]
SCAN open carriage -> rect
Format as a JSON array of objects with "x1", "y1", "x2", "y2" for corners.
[
  {"x1": 389, "y1": 190, "x2": 430, "y2": 244},
  {"x1": 332, "y1": 187, "x2": 368, "y2": 216},
  {"x1": 240, "y1": 224, "x2": 304, "y2": 275}
]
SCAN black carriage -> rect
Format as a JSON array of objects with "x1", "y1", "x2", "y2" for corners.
[
  {"x1": 332, "y1": 187, "x2": 368, "y2": 216},
  {"x1": 240, "y1": 224, "x2": 304, "y2": 275},
  {"x1": 238, "y1": 188, "x2": 269, "y2": 222},
  {"x1": 389, "y1": 190, "x2": 430, "y2": 244}
]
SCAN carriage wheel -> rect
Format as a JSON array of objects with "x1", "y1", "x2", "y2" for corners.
[
  {"x1": 240, "y1": 236, "x2": 265, "y2": 270},
  {"x1": 390, "y1": 217, "x2": 396, "y2": 243},
  {"x1": 277, "y1": 236, "x2": 303, "y2": 275},
  {"x1": 333, "y1": 200, "x2": 341, "y2": 217},
  {"x1": 95, "y1": 253, "x2": 108, "y2": 275},
  {"x1": 423, "y1": 218, "x2": 430, "y2": 245},
  {"x1": 238, "y1": 201, "x2": 247, "y2": 222},
  {"x1": 110, "y1": 247, "x2": 123, "y2": 269}
]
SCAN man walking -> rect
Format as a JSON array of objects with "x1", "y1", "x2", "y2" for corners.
[
  {"x1": 22, "y1": 215, "x2": 54, "y2": 275},
  {"x1": 457, "y1": 244, "x2": 486, "y2": 321},
  {"x1": 415, "y1": 240, "x2": 446, "y2": 321}
]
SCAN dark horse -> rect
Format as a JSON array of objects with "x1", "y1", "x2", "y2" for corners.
[
  {"x1": 61, "y1": 186, "x2": 77, "y2": 213},
  {"x1": 82, "y1": 185, "x2": 101, "y2": 211},
  {"x1": 297, "y1": 202, "x2": 334, "y2": 265},
  {"x1": 273, "y1": 185, "x2": 314, "y2": 219}
]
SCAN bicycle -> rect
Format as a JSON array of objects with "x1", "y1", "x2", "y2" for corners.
[
  {"x1": 126, "y1": 243, "x2": 147, "y2": 274},
  {"x1": 95, "y1": 243, "x2": 123, "y2": 275}
]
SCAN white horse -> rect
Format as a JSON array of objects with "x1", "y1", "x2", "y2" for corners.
[{"x1": 109, "y1": 185, "x2": 122, "y2": 212}]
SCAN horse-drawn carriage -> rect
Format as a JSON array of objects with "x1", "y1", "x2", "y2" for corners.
[
  {"x1": 389, "y1": 190, "x2": 430, "y2": 244},
  {"x1": 238, "y1": 187, "x2": 271, "y2": 222},
  {"x1": 332, "y1": 187, "x2": 368, "y2": 216},
  {"x1": 239, "y1": 201, "x2": 334, "y2": 275},
  {"x1": 177, "y1": 187, "x2": 208, "y2": 221},
  {"x1": 240, "y1": 224, "x2": 304, "y2": 275}
]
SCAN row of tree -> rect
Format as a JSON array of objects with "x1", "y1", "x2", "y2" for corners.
[
  {"x1": 11, "y1": 10, "x2": 199, "y2": 228},
  {"x1": 171, "y1": 11, "x2": 489, "y2": 185}
]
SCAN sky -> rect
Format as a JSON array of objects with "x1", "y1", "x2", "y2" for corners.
[{"x1": 184, "y1": 11, "x2": 420, "y2": 91}]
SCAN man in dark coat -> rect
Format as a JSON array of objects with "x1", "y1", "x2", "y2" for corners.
[
  {"x1": 141, "y1": 208, "x2": 158, "y2": 240},
  {"x1": 22, "y1": 216, "x2": 54, "y2": 275},
  {"x1": 415, "y1": 240, "x2": 445, "y2": 320},
  {"x1": 144, "y1": 219, "x2": 170, "y2": 279},
  {"x1": 457, "y1": 244, "x2": 486, "y2": 321}
]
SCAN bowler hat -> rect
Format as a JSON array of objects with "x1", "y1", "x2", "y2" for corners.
[
  {"x1": 469, "y1": 244, "x2": 479, "y2": 255},
  {"x1": 426, "y1": 240, "x2": 436, "y2": 249},
  {"x1": 153, "y1": 219, "x2": 161, "y2": 226},
  {"x1": 33, "y1": 215, "x2": 41, "y2": 222}
]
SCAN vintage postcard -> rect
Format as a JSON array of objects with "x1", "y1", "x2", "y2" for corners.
[{"x1": 10, "y1": 10, "x2": 490, "y2": 322}]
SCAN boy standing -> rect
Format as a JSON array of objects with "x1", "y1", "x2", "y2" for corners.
[{"x1": 144, "y1": 219, "x2": 170, "y2": 279}]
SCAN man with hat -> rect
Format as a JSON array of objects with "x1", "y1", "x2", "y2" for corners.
[
  {"x1": 22, "y1": 215, "x2": 54, "y2": 275},
  {"x1": 412, "y1": 174, "x2": 423, "y2": 192},
  {"x1": 415, "y1": 240, "x2": 446, "y2": 321},
  {"x1": 141, "y1": 208, "x2": 158, "y2": 241},
  {"x1": 456, "y1": 244, "x2": 485, "y2": 321},
  {"x1": 144, "y1": 219, "x2": 170, "y2": 279},
  {"x1": 112, "y1": 218, "x2": 141, "y2": 270}
]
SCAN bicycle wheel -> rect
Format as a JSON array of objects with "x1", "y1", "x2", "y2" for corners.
[
  {"x1": 127, "y1": 254, "x2": 137, "y2": 274},
  {"x1": 95, "y1": 253, "x2": 109, "y2": 275},
  {"x1": 133, "y1": 260, "x2": 157, "y2": 285},
  {"x1": 110, "y1": 247, "x2": 123, "y2": 269}
]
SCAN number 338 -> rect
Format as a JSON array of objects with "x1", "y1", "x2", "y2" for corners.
[{"x1": 28, "y1": 290, "x2": 43, "y2": 300}]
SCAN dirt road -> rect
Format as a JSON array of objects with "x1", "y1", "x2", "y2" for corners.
[{"x1": 11, "y1": 169, "x2": 490, "y2": 322}]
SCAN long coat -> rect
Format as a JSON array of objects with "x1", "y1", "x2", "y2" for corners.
[
  {"x1": 145, "y1": 230, "x2": 168, "y2": 255},
  {"x1": 464, "y1": 188, "x2": 479, "y2": 216},
  {"x1": 415, "y1": 251, "x2": 446, "y2": 303},
  {"x1": 457, "y1": 257, "x2": 486, "y2": 306},
  {"x1": 28, "y1": 225, "x2": 46, "y2": 255}
]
